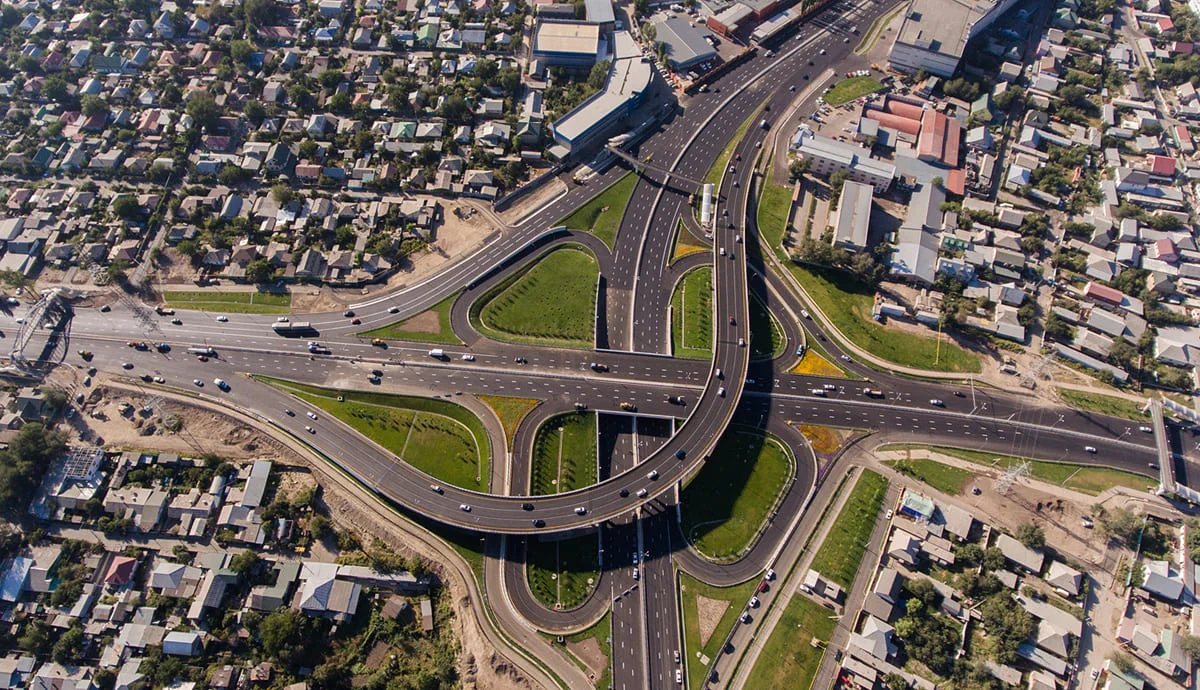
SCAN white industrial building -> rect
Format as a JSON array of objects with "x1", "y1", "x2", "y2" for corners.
[
  {"x1": 791, "y1": 126, "x2": 896, "y2": 193},
  {"x1": 887, "y1": 0, "x2": 1023, "y2": 78}
]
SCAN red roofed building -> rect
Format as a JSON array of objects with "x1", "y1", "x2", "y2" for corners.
[
  {"x1": 1158, "y1": 16, "x2": 1175, "y2": 32},
  {"x1": 1148, "y1": 154, "x2": 1176, "y2": 179},
  {"x1": 1174, "y1": 41, "x2": 1194, "y2": 54},
  {"x1": 105, "y1": 556, "x2": 138, "y2": 587},
  {"x1": 864, "y1": 109, "x2": 921, "y2": 135},
  {"x1": 1084, "y1": 281, "x2": 1124, "y2": 306},
  {"x1": 916, "y1": 110, "x2": 961, "y2": 168},
  {"x1": 1153, "y1": 238, "x2": 1178, "y2": 263}
]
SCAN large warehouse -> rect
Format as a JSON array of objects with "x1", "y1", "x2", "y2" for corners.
[
  {"x1": 532, "y1": 21, "x2": 602, "y2": 69},
  {"x1": 887, "y1": 0, "x2": 1022, "y2": 77},
  {"x1": 550, "y1": 31, "x2": 652, "y2": 153},
  {"x1": 650, "y1": 15, "x2": 717, "y2": 70}
]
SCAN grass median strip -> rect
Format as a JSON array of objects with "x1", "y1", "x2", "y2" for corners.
[
  {"x1": 881, "y1": 444, "x2": 1156, "y2": 495},
  {"x1": 885, "y1": 457, "x2": 972, "y2": 495},
  {"x1": 672, "y1": 219, "x2": 709, "y2": 262},
  {"x1": 705, "y1": 100, "x2": 766, "y2": 187},
  {"x1": 681, "y1": 429, "x2": 792, "y2": 561},
  {"x1": 164, "y1": 290, "x2": 291, "y2": 315},
  {"x1": 788, "y1": 263, "x2": 981, "y2": 373},
  {"x1": 681, "y1": 572, "x2": 760, "y2": 689},
  {"x1": 257, "y1": 377, "x2": 491, "y2": 492},
  {"x1": 474, "y1": 247, "x2": 599, "y2": 348},
  {"x1": 671, "y1": 266, "x2": 714, "y2": 360},
  {"x1": 478, "y1": 395, "x2": 540, "y2": 450},
  {"x1": 749, "y1": 293, "x2": 786, "y2": 360},
  {"x1": 527, "y1": 534, "x2": 599, "y2": 610},
  {"x1": 360, "y1": 294, "x2": 459, "y2": 344},
  {"x1": 744, "y1": 595, "x2": 836, "y2": 690},
  {"x1": 809, "y1": 469, "x2": 888, "y2": 588},
  {"x1": 530, "y1": 412, "x2": 598, "y2": 495},
  {"x1": 758, "y1": 180, "x2": 794, "y2": 250},
  {"x1": 1058, "y1": 389, "x2": 1150, "y2": 421},
  {"x1": 557, "y1": 172, "x2": 638, "y2": 251}
]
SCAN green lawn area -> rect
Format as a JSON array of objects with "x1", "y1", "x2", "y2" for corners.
[
  {"x1": 809, "y1": 469, "x2": 888, "y2": 588},
  {"x1": 1059, "y1": 389, "x2": 1149, "y2": 421},
  {"x1": 359, "y1": 293, "x2": 459, "y2": 344},
  {"x1": 704, "y1": 102, "x2": 764, "y2": 186},
  {"x1": 823, "y1": 76, "x2": 885, "y2": 106},
  {"x1": 885, "y1": 457, "x2": 972, "y2": 495},
  {"x1": 557, "y1": 172, "x2": 638, "y2": 250},
  {"x1": 562, "y1": 613, "x2": 611, "y2": 689},
  {"x1": 526, "y1": 534, "x2": 599, "y2": 610},
  {"x1": 758, "y1": 181, "x2": 794, "y2": 250},
  {"x1": 681, "y1": 572, "x2": 761, "y2": 689},
  {"x1": 530, "y1": 413, "x2": 597, "y2": 495},
  {"x1": 882, "y1": 445, "x2": 1157, "y2": 495},
  {"x1": 744, "y1": 595, "x2": 836, "y2": 690},
  {"x1": 789, "y1": 263, "x2": 981, "y2": 373},
  {"x1": 163, "y1": 290, "x2": 291, "y2": 315},
  {"x1": 749, "y1": 293, "x2": 786, "y2": 360},
  {"x1": 681, "y1": 430, "x2": 793, "y2": 560},
  {"x1": 671, "y1": 267, "x2": 713, "y2": 360},
  {"x1": 257, "y1": 377, "x2": 491, "y2": 492},
  {"x1": 474, "y1": 247, "x2": 599, "y2": 348},
  {"x1": 478, "y1": 395, "x2": 540, "y2": 450}
]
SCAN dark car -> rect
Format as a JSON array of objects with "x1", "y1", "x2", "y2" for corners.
[
  {"x1": 675, "y1": 449, "x2": 686, "y2": 459},
  {"x1": 532, "y1": 519, "x2": 545, "y2": 527},
  {"x1": 522, "y1": 503, "x2": 535, "y2": 511},
  {"x1": 619, "y1": 489, "x2": 630, "y2": 498},
  {"x1": 343, "y1": 310, "x2": 355, "y2": 317}
]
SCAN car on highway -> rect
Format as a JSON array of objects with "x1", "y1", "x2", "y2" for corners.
[
  {"x1": 285, "y1": 409, "x2": 294, "y2": 416},
  {"x1": 719, "y1": 246, "x2": 727, "y2": 256},
  {"x1": 740, "y1": 612, "x2": 751, "y2": 623},
  {"x1": 522, "y1": 503, "x2": 535, "y2": 511},
  {"x1": 811, "y1": 389, "x2": 826, "y2": 396},
  {"x1": 1091, "y1": 669, "x2": 1100, "y2": 680},
  {"x1": 620, "y1": 402, "x2": 637, "y2": 411},
  {"x1": 431, "y1": 485, "x2": 443, "y2": 493},
  {"x1": 193, "y1": 379, "x2": 203, "y2": 386},
  {"x1": 99, "y1": 304, "x2": 111, "y2": 312},
  {"x1": 574, "y1": 507, "x2": 587, "y2": 515},
  {"x1": 461, "y1": 354, "x2": 475, "y2": 361},
  {"x1": 1084, "y1": 446, "x2": 1097, "y2": 453},
  {"x1": 153, "y1": 376, "x2": 165, "y2": 383},
  {"x1": 305, "y1": 426, "x2": 315, "y2": 434},
  {"x1": 351, "y1": 318, "x2": 361, "y2": 325},
  {"x1": 171, "y1": 318, "x2": 182, "y2": 325},
  {"x1": 749, "y1": 596, "x2": 759, "y2": 608},
  {"x1": 590, "y1": 362, "x2": 608, "y2": 372},
  {"x1": 343, "y1": 310, "x2": 355, "y2": 317},
  {"x1": 738, "y1": 338, "x2": 745, "y2": 347},
  {"x1": 307, "y1": 411, "x2": 318, "y2": 420},
  {"x1": 823, "y1": 384, "x2": 836, "y2": 391},
  {"x1": 277, "y1": 316, "x2": 289, "y2": 322},
  {"x1": 930, "y1": 399, "x2": 944, "y2": 406},
  {"x1": 632, "y1": 569, "x2": 639, "y2": 580},
  {"x1": 647, "y1": 470, "x2": 659, "y2": 480},
  {"x1": 532, "y1": 519, "x2": 545, "y2": 527},
  {"x1": 216, "y1": 316, "x2": 228, "y2": 322},
  {"x1": 718, "y1": 386, "x2": 726, "y2": 397},
  {"x1": 715, "y1": 368, "x2": 723, "y2": 379},
  {"x1": 460, "y1": 504, "x2": 471, "y2": 512},
  {"x1": 214, "y1": 379, "x2": 229, "y2": 391},
  {"x1": 637, "y1": 488, "x2": 648, "y2": 498},
  {"x1": 633, "y1": 552, "x2": 638, "y2": 564},
  {"x1": 1149, "y1": 462, "x2": 1159, "y2": 469},
  {"x1": 78, "y1": 350, "x2": 92, "y2": 359},
  {"x1": 388, "y1": 306, "x2": 400, "y2": 314},
  {"x1": 1140, "y1": 426, "x2": 1153, "y2": 433},
  {"x1": 675, "y1": 449, "x2": 686, "y2": 459},
  {"x1": 675, "y1": 670, "x2": 682, "y2": 685},
  {"x1": 674, "y1": 651, "x2": 681, "y2": 664},
  {"x1": 122, "y1": 362, "x2": 134, "y2": 369},
  {"x1": 667, "y1": 395, "x2": 685, "y2": 405}
]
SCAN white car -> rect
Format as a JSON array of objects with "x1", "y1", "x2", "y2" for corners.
[
  {"x1": 718, "y1": 386, "x2": 726, "y2": 397},
  {"x1": 574, "y1": 506, "x2": 587, "y2": 515},
  {"x1": 1084, "y1": 446, "x2": 1097, "y2": 453},
  {"x1": 675, "y1": 669, "x2": 682, "y2": 684},
  {"x1": 307, "y1": 411, "x2": 318, "y2": 420},
  {"x1": 305, "y1": 426, "x2": 315, "y2": 434},
  {"x1": 636, "y1": 488, "x2": 648, "y2": 498},
  {"x1": 749, "y1": 596, "x2": 759, "y2": 608},
  {"x1": 216, "y1": 315, "x2": 228, "y2": 322},
  {"x1": 930, "y1": 399, "x2": 944, "y2": 406},
  {"x1": 460, "y1": 504, "x2": 471, "y2": 512},
  {"x1": 461, "y1": 354, "x2": 476, "y2": 361},
  {"x1": 193, "y1": 379, "x2": 203, "y2": 386},
  {"x1": 388, "y1": 306, "x2": 399, "y2": 314},
  {"x1": 1140, "y1": 426, "x2": 1153, "y2": 433},
  {"x1": 647, "y1": 470, "x2": 658, "y2": 480},
  {"x1": 737, "y1": 338, "x2": 746, "y2": 347},
  {"x1": 153, "y1": 376, "x2": 165, "y2": 383},
  {"x1": 276, "y1": 316, "x2": 289, "y2": 322}
]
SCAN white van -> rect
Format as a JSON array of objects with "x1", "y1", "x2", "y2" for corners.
[{"x1": 428, "y1": 348, "x2": 445, "y2": 358}]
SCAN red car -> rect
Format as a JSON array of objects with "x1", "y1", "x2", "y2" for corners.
[{"x1": 351, "y1": 318, "x2": 361, "y2": 325}]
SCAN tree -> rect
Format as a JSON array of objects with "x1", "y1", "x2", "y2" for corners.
[
  {"x1": 980, "y1": 594, "x2": 1034, "y2": 663},
  {"x1": 1179, "y1": 633, "x2": 1200, "y2": 661},
  {"x1": 230, "y1": 549, "x2": 260, "y2": 576},
  {"x1": 1112, "y1": 651, "x2": 1136, "y2": 673},
  {"x1": 81, "y1": 95, "x2": 109, "y2": 117},
  {"x1": 943, "y1": 77, "x2": 981, "y2": 101},
  {"x1": 1016, "y1": 523, "x2": 1045, "y2": 549},
  {"x1": 439, "y1": 94, "x2": 469, "y2": 123},
  {"x1": 271, "y1": 183, "x2": 296, "y2": 205},
  {"x1": 318, "y1": 70, "x2": 344, "y2": 90},
  {"x1": 310, "y1": 515, "x2": 333, "y2": 540},
  {"x1": 955, "y1": 542, "x2": 984, "y2": 567},
  {"x1": 18, "y1": 620, "x2": 52, "y2": 655},
  {"x1": 931, "y1": 176, "x2": 944, "y2": 189},
  {"x1": 176, "y1": 239, "x2": 200, "y2": 258},
  {"x1": 260, "y1": 609, "x2": 311, "y2": 667},
  {"x1": 186, "y1": 93, "x2": 221, "y2": 132},
  {"x1": 93, "y1": 670, "x2": 116, "y2": 690},
  {"x1": 588, "y1": 61, "x2": 611, "y2": 90},
  {"x1": 246, "y1": 259, "x2": 274, "y2": 283},
  {"x1": 244, "y1": 0, "x2": 278, "y2": 26},
  {"x1": 982, "y1": 546, "x2": 1007, "y2": 571},
  {"x1": 1100, "y1": 508, "x2": 1144, "y2": 548},
  {"x1": 52, "y1": 625, "x2": 85, "y2": 664},
  {"x1": 40, "y1": 75, "x2": 69, "y2": 103},
  {"x1": 230, "y1": 40, "x2": 253, "y2": 66},
  {"x1": 243, "y1": 99, "x2": 266, "y2": 124},
  {"x1": 884, "y1": 673, "x2": 908, "y2": 690},
  {"x1": 789, "y1": 158, "x2": 810, "y2": 181}
]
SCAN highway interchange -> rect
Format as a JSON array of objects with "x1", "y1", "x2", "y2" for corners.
[{"x1": 9, "y1": 0, "x2": 1191, "y2": 687}]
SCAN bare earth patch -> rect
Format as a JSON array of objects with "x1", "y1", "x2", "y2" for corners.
[
  {"x1": 395, "y1": 309, "x2": 442, "y2": 334},
  {"x1": 498, "y1": 178, "x2": 568, "y2": 225},
  {"x1": 696, "y1": 595, "x2": 729, "y2": 647},
  {"x1": 567, "y1": 637, "x2": 606, "y2": 682}
]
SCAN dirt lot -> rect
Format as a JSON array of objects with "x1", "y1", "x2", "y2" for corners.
[
  {"x1": 697, "y1": 594, "x2": 729, "y2": 646},
  {"x1": 67, "y1": 377, "x2": 527, "y2": 690}
]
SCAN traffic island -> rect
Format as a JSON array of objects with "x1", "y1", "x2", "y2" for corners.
[
  {"x1": 680, "y1": 429, "x2": 794, "y2": 561},
  {"x1": 257, "y1": 377, "x2": 491, "y2": 492},
  {"x1": 472, "y1": 246, "x2": 599, "y2": 349}
]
